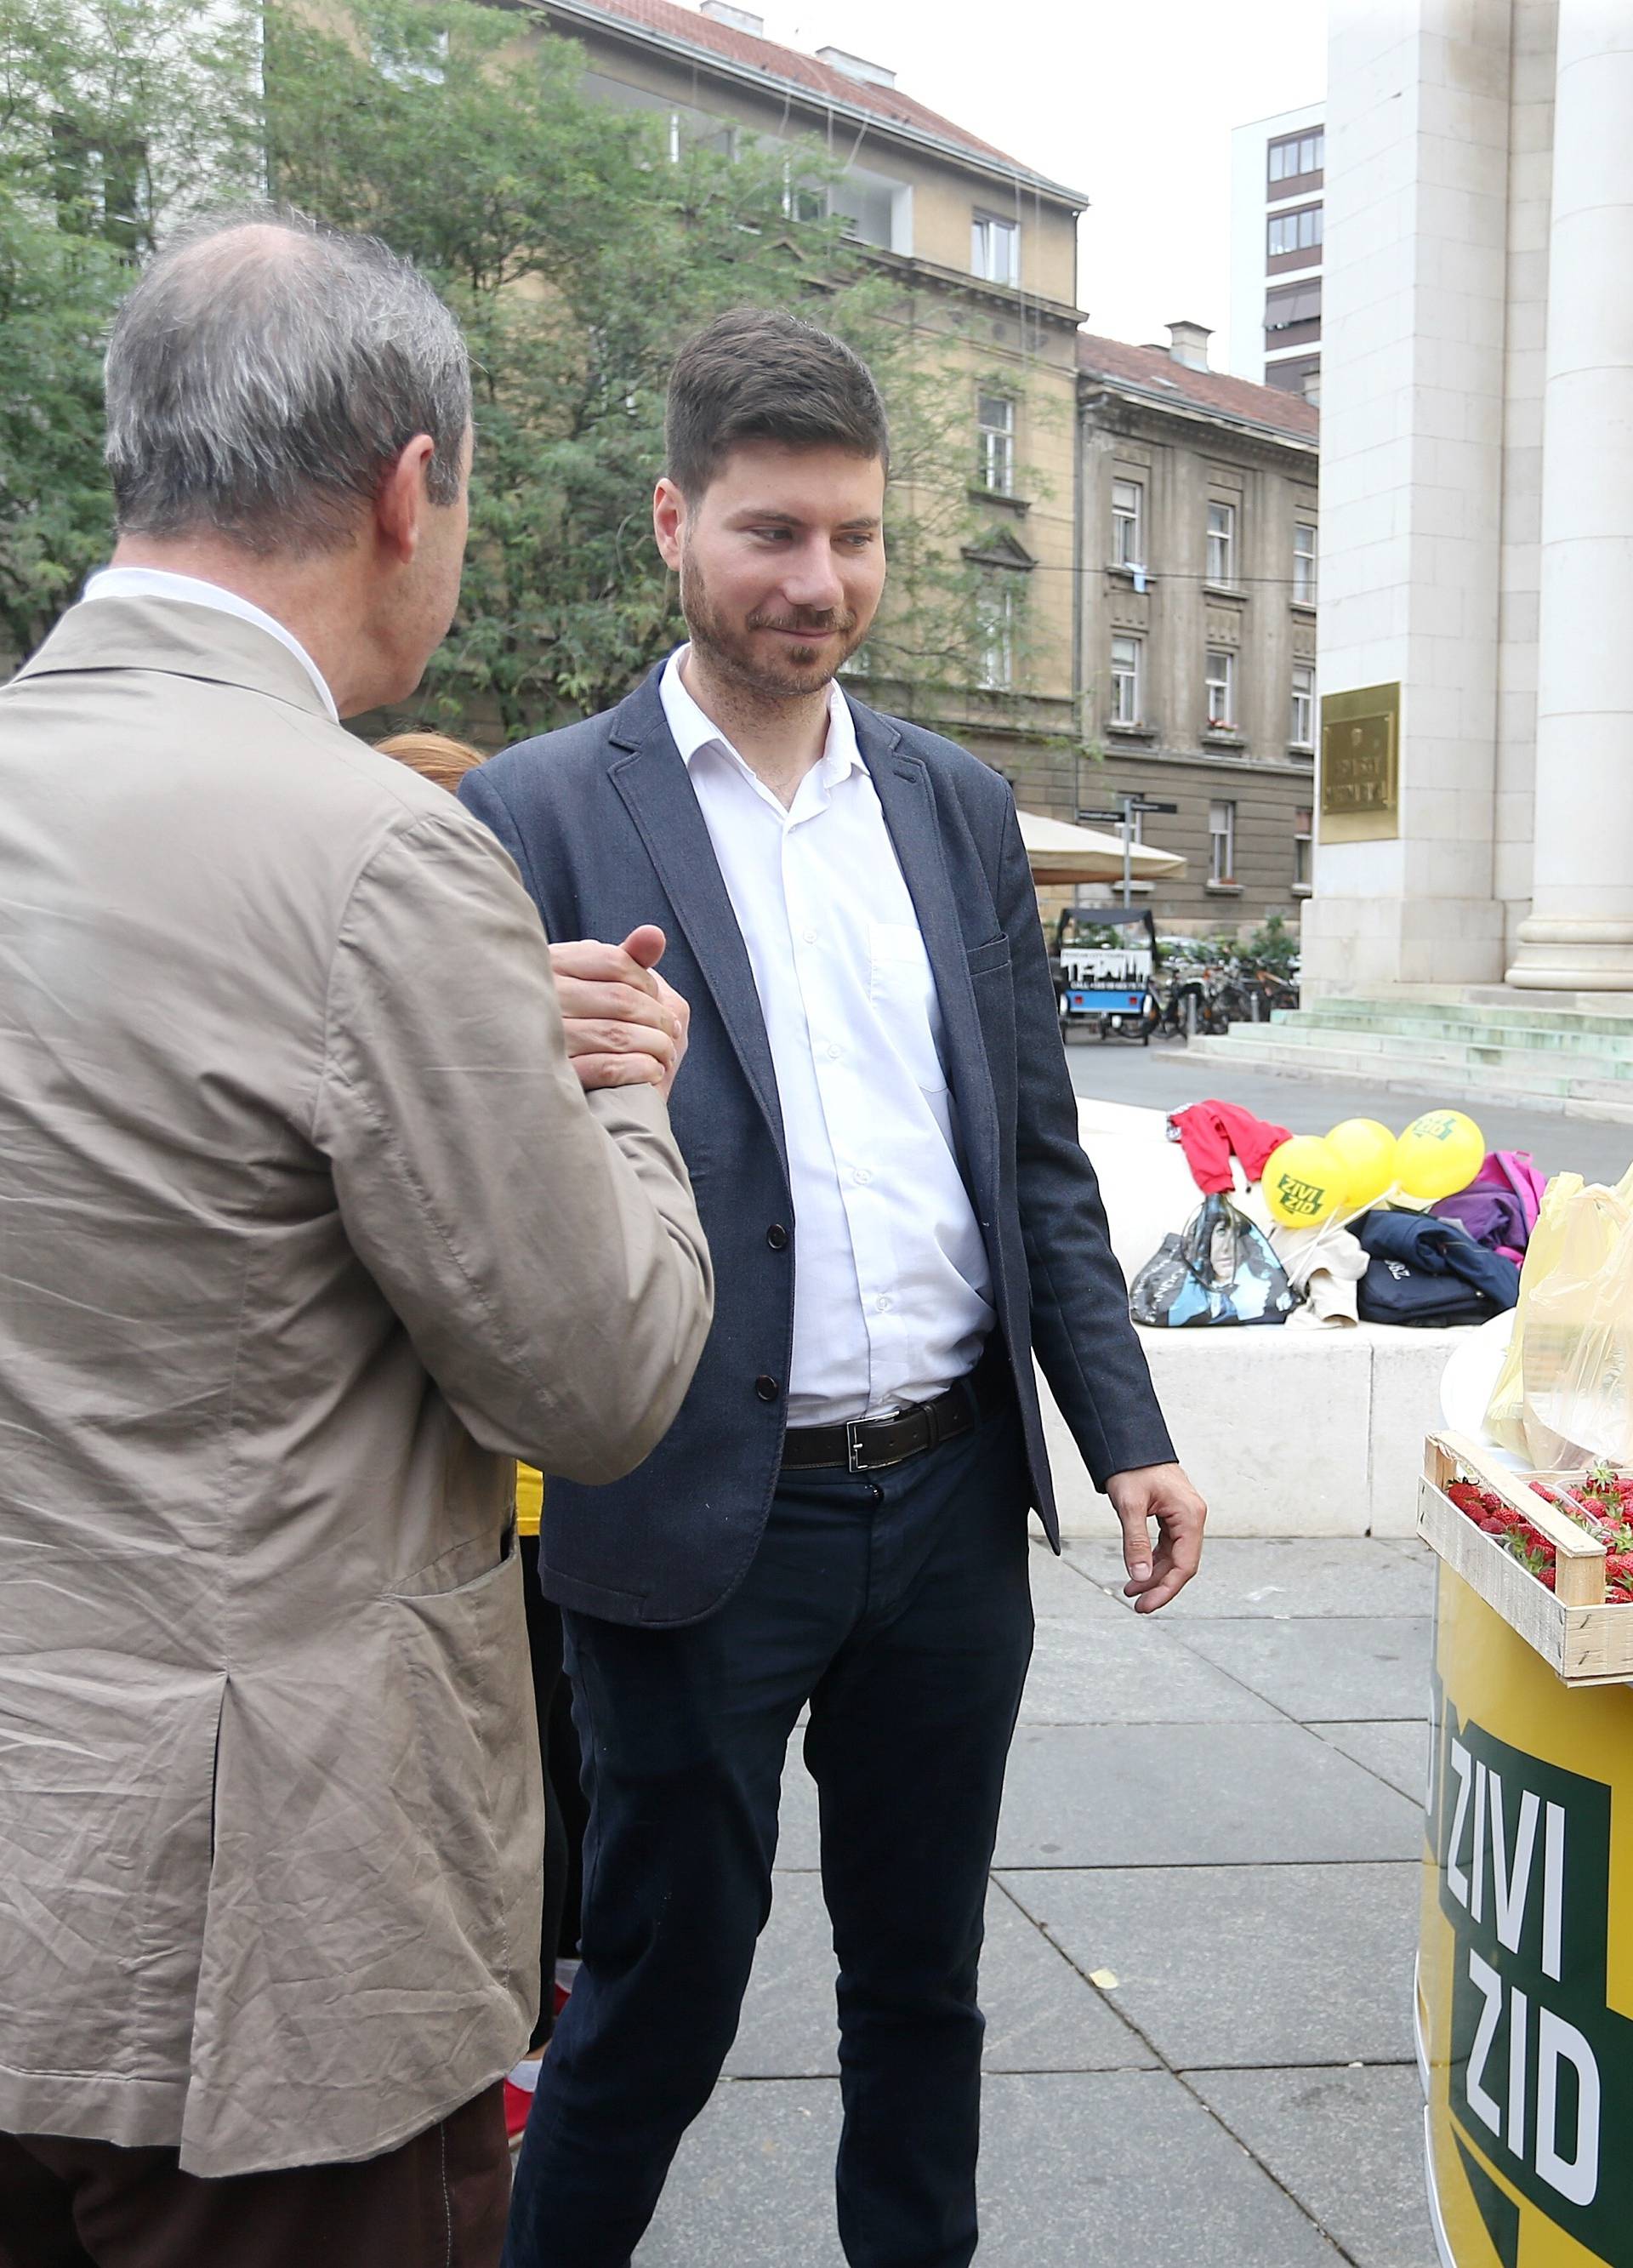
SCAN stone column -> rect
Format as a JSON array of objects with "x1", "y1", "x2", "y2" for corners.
[
  {"x1": 1508, "y1": 3, "x2": 1633, "y2": 991},
  {"x1": 1303, "y1": 0, "x2": 1512, "y2": 996}
]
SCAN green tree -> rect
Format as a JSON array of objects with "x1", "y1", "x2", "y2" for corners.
[
  {"x1": 0, "y1": 0, "x2": 260, "y2": 658},
  {"x1": 266, "y1": 0, "x2": 1014, "y2": 740},
  {"x1": 1, "y1": 0, "x2": 1033, "y2": 733}
]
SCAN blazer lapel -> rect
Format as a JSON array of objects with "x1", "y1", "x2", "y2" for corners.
[
  {"x1": 851, "y1": 703, "x2": 1001, "y2": 1211},
  {"x1": 606, "y1": 675, "x2": 788, "y2": 1175}
]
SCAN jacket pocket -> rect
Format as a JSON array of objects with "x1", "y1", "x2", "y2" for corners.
[
  {"x1": 384, "y1": 1547, "x2": 531, "y2": 1976},
  {"x1": 965, "y1": 936, "x2": 1012, "y2": 977}
]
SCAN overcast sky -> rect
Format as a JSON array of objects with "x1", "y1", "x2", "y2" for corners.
[{"x1": 754, "y1": 0, "x2": 1329, "y2": 365}]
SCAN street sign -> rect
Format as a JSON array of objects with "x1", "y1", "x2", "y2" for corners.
[{"x1": 1073, "y1": 795, "x2": 1181, "y2": 907}]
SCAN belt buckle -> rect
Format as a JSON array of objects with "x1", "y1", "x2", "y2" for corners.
[{"x1": 845, "y1": 1417, "x2": 870, "y2": 1474}]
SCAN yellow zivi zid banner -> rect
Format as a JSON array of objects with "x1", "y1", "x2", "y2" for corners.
[{"x1": 1420, "y1": 1564, "x2": 1633, "y2": 2265}]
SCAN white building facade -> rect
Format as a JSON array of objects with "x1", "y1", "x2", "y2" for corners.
[
  {"x1": 1228, "y1": 100, "x2": 1326, "y2": 399},
  {"x1": 1306, "y1": 0, "x2": 1633, "y2": 1000}
]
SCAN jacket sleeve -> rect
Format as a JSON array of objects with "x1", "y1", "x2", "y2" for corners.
[
  {"x1": 995, "y1": 794, "x2": 1177, "y2": 1485},
  {"x1": 312, "y1": 806, "x2": 714, "y2": 1484}
]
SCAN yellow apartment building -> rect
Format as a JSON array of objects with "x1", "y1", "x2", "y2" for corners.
[{"x1": 508, "y1": 0, "x2": 1089, "y2": 805}]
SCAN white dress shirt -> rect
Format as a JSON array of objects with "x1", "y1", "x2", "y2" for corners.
[
  {"x1": 661, "y1": 647, "x2": 993, "y2": 1424},
  {"x1": 82, "y1": 567, "x2": 339, "y2": 721}
]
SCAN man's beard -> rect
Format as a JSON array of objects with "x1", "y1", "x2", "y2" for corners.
[{"x1": 680, "y1": 550, "x2": 866, "y2": 701}]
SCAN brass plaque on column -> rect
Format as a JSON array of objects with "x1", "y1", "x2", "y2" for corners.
[{"x1": 1320, "y1": 683, "x2": 1400, "y2": 841}]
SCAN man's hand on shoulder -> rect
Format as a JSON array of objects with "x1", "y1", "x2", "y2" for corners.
[
  {"x1": 549, "y1": 924, "x2": 691, "y2": 1102},
  {"x1": 1103, "y1": 1462, "x2": 1207, "y2": 1615}
]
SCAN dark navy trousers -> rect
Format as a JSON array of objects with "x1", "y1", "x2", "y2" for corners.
[{"x1": 504, "y1": 1399, "x2": 1036, "y2": 2268}]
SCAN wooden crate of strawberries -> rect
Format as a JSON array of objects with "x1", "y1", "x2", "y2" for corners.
[{"x1": 1419, "y1": 1432, "x2": 1633, "y2": 1685}]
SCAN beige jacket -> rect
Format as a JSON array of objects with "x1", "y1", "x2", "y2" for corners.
[{"x1": 0, "y1": 598, "x2": 712, "y2": 2175}]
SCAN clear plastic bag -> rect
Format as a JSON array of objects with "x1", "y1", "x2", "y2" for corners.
[{"x1": 1485, "y1": 1165, "x2": 1633, "y2": 1466}]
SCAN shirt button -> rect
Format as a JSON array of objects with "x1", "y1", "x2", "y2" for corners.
[
  {"x1": 874, "y1": 1294, "x2": 893, "y2": 1314},
  {"x1": 802, "y1": 926, "x2": 818, "y2": 944},
  {"x1": 754, "y1": 1375, "x2": 781, "y2": 1402},
  {"x1": 825, "y1": 1043, "x2": 842, "y2": 1061},
  {"x1": 766, "y1": 1224, "x2": 789, "y2": 1251},
  {"x1": 852, "y1": 1166, "x2": 873, "y2": 1187}
]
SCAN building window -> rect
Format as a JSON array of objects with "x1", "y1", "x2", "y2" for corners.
[
  {"x1": 373, "y1": 26, "x2": 449, "y2": 83},
  {"x1": 1206, "y1": 501, "x2": 1236, "y2": 587},
  {"x1": 1209, "y1": 800, "x2": 1237, "y2": 884},
  {"x1": 1265, "y1": 280, "x2": 1323, "y2": 337},
  {"x1": 1267, "y1": 204, "x2": 1323, "y2": 259},
  {"x1": 51, "y1": 118, "x2": 152, "y2": 251},
  {"x1": 975, "y1": 576, "x2": 1020, "y2": 690},
  {"x1": 1290, "y1": 664, "x2": 1316, "y2": 749},
  {"x1": 1205, "y1": 647, "x2": 1237, "y2": 729},
  {"x1": 1293, "y1": 521, "x2": 1317, "y2": 604},
  {"x1": 976, "y1": 393, "x2": 1015, "y2": 494},
  {"x1": 1294, "y1": 807, "x2": 1312, "y2": 890},
  {"x1": 1112, "y1": 477, "x2": 1143, "y2": 567},
  {"x1": 1110, "y1": 634, "x2": 1141, "y2": 726},
  {"x1": 1266, "y1": 352, "x2": 1322, "y2": 401},
  {"x1": 1268, "y1": 128, "x2": 1323, "y2": 185},
  {"x1": 971, "y1": 212, "x2": 1020, "y2": 286}
]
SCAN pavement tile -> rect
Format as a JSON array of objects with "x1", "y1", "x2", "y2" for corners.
[
  {"x1": 977, "y1": 2071, "x2": 1350, "y2": 2265},
  {"x1": 1170, "y1": 1616, "x2": 1433, "y2": 1722},
  {"x1": 1063, "y1": 1536, "x2": 1437, "y2": 1620},
  {"x1": 634, "y1": 2078, "x2": 844, "y2": 2265},
  {"x1": 1027, "y1": 1537, "x2": 1129, "y2": 1621},
  {"x1": 999, "y1": 1861, "x2": 1422, "y2": 2068},
  {"x1": 1187, "y1": 2064, "x2": 1437, "y2": 2268},
  {"x1": 725, "y1": 1874, "x2": 1155, "y2": 2077},
  {"x1": 638, "y1": 2071, "x2": 1348, "y2": 2265},
  {"x1": 994, "y1": 1722, "x2": 1422, "y2": 1867},
  {"x1": 1314, "y1": 1719, "x2": 1431, "y2": 1807},
  {"x1": 773, "y1": 1734, "x2": 822, "y2": 1868},
  {"x1": 1021, "y1": 1610, "x2": 1281, "y2": 1725}
]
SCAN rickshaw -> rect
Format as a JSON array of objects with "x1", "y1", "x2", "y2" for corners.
[{"x1": 1050, "y1": 904, "x2": 1160, "y2": 1045}]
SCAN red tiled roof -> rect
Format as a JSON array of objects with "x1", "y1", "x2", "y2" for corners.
[
  {"x1": 1077, "y1": 332, "x2": 1319, "y2": 442},
  {"x1": 543, "y1": 0, "x2": 1049, "y2": 180}
]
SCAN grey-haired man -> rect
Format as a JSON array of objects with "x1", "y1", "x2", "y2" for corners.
[{"x1": 0, "y1": 213, "x2": 712, "y2": 2268}]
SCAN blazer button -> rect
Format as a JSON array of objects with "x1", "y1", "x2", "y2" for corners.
[
  {"x1": 754, "y1": 1375, "x2": 781, "y2": 1402},
  {"x1": 765, "y1": 1224, "x2": 789, "y2": 1251}
]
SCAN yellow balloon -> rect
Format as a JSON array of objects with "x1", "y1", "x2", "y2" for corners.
[
  {"x1": 1326, "y1": 1117, "x2": 1398, "y2": 1211},
  {"x1": 1262, "y1": 1135, "x2": 1347, "y2": 1228},
  {"x1": 1394, "y1": 1109, "x2": 1486, "y2": 1203}
]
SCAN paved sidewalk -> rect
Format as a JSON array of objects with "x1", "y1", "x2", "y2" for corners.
[{"x1": 636, "y1": 1536, "x2": 1437, "y2": 2267}]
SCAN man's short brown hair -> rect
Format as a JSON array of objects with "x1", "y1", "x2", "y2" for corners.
[{"x1": 664, "y1": 308, "x2": 889, "y2": 499}]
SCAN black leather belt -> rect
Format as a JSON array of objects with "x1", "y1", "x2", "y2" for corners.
[{"x1": 780, "y1": 1344, "x2": 1009, "y2": 1475}]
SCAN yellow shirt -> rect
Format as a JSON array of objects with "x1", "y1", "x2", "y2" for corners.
[{"x1": 515, "y1": 1462, "x2": 543, "y2": 1539}]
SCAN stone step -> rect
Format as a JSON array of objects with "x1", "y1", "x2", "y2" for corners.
[
  {"x1": 1181, "y1": 1032, "x2": 1633, "y2": 1125},
  {"x1": 1260, "y1": 1021, "x2": 1633, "y2": 1080},
  {"x1": 1288, "y1": 994, "x2": 1633, "y2": 1039},
  {"x1": 1273, "y1": 1007, "x2": 1633, "y2": 1059}
]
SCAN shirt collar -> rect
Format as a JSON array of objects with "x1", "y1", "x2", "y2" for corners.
[
  {"x1": 659, "y1": 645, "x2": 862, "y2": 790},
  {"x1": 83, "y1": 567, "x2": 339, "y2": 722}
]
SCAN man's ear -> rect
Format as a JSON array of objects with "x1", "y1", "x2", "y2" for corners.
[
  {"x1": 653, "y1": 476, "x2": 687, "y2": 572},
  {"x1": 377, "y1": 435, "x2": 438, "y2": 563}
]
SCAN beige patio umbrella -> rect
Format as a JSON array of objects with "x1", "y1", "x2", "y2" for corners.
[{"x1": 1017, "y1": 809, "x2": 1186, "y2": 886}]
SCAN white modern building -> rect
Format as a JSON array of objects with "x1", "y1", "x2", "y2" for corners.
[
  {"x1": 1228, "y1": 101, "x2": 1325, "y2": 400},
  {"x1": 1304, "y1": 0, "x2": 1633, "y2": 1011}
]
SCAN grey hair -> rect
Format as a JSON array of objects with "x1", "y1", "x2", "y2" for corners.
[{"x1": 104, "y1": 206, "x2": 471, "y2": 558}]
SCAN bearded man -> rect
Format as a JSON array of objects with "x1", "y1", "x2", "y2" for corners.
[{"x1": 460, "y1": 307, "x2": 1205, "y2": 2268}]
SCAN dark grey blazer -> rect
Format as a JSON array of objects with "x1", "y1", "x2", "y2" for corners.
[{"x1": 461, "y1": 668, "x2": 1175, "y2": 1627}]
